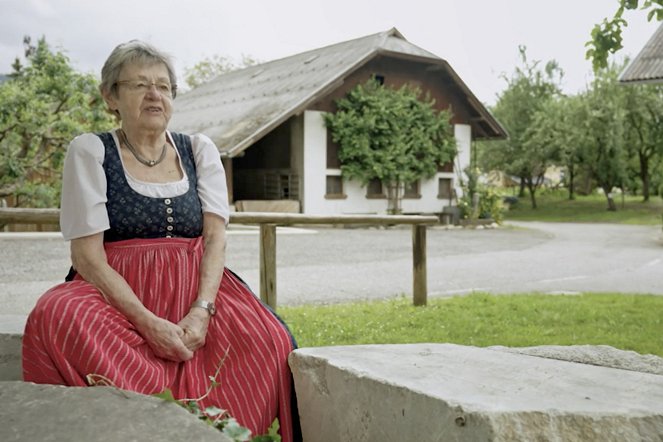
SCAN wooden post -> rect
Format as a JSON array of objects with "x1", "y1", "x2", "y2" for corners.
[
  {"x1": 1, "y1": 200, "x2": 7, "y2": 232},
  {"x1": 260, "y1": 223, "x2": 277, "y2": 310},
  {"x1": 222, "y1": 157, "x2": 234, "y2": 204},
  {"x1": 412, "y1": 224, "x2": 427, "y2": 306}
]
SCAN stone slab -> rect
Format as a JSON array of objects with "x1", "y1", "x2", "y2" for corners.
[
  {"x1": 490, "y1": 344, "x2": 663, "y2": 376},
  {"x1": 0, "y1": 315, "x2": 26, "y2": 381},
  {"x1": 1, "y1": 381, "x2": 232, "y2": 442},
  {"x1": 289, "y1": 343, "x2": 663, "y2": 442}
]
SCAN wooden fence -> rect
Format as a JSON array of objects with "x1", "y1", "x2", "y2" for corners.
[{"x1": 0, "y1": 208, "x2": 439, "y2": 309}]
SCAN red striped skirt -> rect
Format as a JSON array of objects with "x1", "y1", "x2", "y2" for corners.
[{"x1": 22, "y1": 237, "x2": 295, "y2": 441}]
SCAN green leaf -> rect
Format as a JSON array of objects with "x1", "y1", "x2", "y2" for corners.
[
  {"x1": 203, "y1": 405, "x2": 226, "y2": 417},
  {"x1": 222, "y1": 418, "x2": 252, "y2": 441},
  {"x1": 152, "y1": 388, "x2": 177, "y2": 403},
  {"x1": 267, "y1": 418, "x2": 281, "y2": 440}
]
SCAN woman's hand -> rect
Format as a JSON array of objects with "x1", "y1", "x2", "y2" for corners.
[
  {"x1": 70, "y1": 233, "x2": 194, "y2": 363},
  {"x1": 138, "y1": 316, "x2": 194, "y2": 362},
  {"x1": 178, "y1": 308, "x2": 211, "y2": 352}
]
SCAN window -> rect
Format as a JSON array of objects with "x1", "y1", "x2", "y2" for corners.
[
  {"x1": 438, "y1": 161, "x2": 453, "y2": 172},
  {"x1": 374, "y1": 74, "x2": 385, "y2": 85},
  {"x1": 438, "y1": 178, "x2": 453, "y2": 199},
  {"x1": 366, "y1": 178, "x2": 385, "y2": 198},
  {"x1": 325, "y1": 175, "x2": 344, "y2": 198},
  {"x1": 403, "y1": 180, "x2": 421, "y2": 199},
  {"x1": 326, "y1": 131, "x2": 341, "y2": 168}
]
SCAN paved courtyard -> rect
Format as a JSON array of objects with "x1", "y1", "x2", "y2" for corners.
[{"x1": 1, "y1": 221, "x2": 662, "y2": 315}]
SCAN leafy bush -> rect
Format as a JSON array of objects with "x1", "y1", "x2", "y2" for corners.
[
  {"x1": 458, "y1": 167, "x2": 505, "y2": 223},
  {"x1": 458, "y1": 187, "x2": 505, "y2": 223}
]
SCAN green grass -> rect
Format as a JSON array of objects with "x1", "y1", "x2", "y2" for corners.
[
  {"x1": 280, "y1": 293, "x2": 663, "y2": 357},
  {"x1": 503, "y1": 191, "x2": 663, "y2": 225},
  {"x1": 278, "y1": 192, "x2": 663, "y2": 359}
]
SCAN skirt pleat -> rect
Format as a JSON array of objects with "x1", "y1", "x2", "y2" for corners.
[{"x1": 22, "y1": 236, "x2": 295, "y2": 441}]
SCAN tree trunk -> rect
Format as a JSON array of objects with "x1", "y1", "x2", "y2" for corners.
[
  {"x1": 639, "y1": 152, "x2": 650, "y2": 202},
  {"x1": 518, "y1": 178, "x2": 526, "y2": 198},
  {"x1": 526, "y1": 178, "x2": 538, "y2": 209},
  {"x1": 603, "y1": 186, "x2": 617, "y2": 211},
  {"x1": 386, "y1": 181, "x2": 403, "y2": 215},
  {"x1": 567, "y1": 164, "x2": 576, "y2": 200}
]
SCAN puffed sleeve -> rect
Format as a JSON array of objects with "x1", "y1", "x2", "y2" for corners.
[
  {"x1": 60, "y1": 133, "x2": 110, "y2": 240},
  {"x1": 190, "y1": 133, "x2": 230, "y2": 224}
]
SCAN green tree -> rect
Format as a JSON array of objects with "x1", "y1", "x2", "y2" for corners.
[
  {"x1": 521, "y1": 95, "x2": 587, "y2": 201},
  {"x1": 586, "y1": 0, "x2": 663, "y2": 72},
  {"x1": 0, "y1": 36, "x2": 114, "y2": 207},
  {"x1": 324, "y1": 78, "x2": 456, "y2": 214},
  {"x1": 479, "y1": 46, "x2": 563, "y2": 209},
  {"x1": 183, "y1": 54, "x2": 260, "y2": 89},
  {"x1": 622, "y1": 81, "x2": 663, "y2": 201},
  {"x1": 579, "y1": 63, "x2": 630, "y2": 211}
]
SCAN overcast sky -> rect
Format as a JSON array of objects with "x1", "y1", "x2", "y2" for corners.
[{"x1": 0, "y1": 0, "x2": 660, "y2": 105}]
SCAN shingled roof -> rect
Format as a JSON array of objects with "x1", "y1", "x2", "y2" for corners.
[
  {"x1": 169, "y1": 28, "x2": 505, "y2": 157},
  {"x1": 620, "y1": 22, "x2": 663, "y2": 84}
]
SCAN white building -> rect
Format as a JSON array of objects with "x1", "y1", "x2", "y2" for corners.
[{"x1": 170, "y1": 28, "x2": 506, "y2": 215}]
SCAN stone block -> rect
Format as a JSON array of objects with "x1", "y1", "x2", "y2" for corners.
[
  {"x1": 1, "y1": 381, "x2": 232, "y2": 442},
  {"x1": 490, "y1": 344, "x2": 663, "y2": 376},
  {"x1": 289, "y1": 343, "x2": 663, "y2": 442}
]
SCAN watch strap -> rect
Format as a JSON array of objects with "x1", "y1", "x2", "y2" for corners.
[{"x1": 191, "y1": 299, "x2": 216, "y2": 316}]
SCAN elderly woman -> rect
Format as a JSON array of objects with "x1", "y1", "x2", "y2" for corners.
[{"x1": 22, "y1": 40, "x2": 297, "y2": 441}]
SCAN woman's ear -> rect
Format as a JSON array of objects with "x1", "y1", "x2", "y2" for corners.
[
  {"x1": 100, "y1": 87, "x2": 122, "y2": 122},
  {"x1": 101, "y1": 87, "x2": 117, "y2": 112}
]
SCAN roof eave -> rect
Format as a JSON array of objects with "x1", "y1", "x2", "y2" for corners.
[
  {"x1": 224, "y1": 41, "x2": 507, "y2": 157},
  {"x1": 619, "y1": 75, "x2": 663, "y2": 85},
  {"x1": 374, "y1": 49, "x2": 507, "y2": 139},
  {"x1": 224, "y1": 48, "x2": 381, "y2": 158}
]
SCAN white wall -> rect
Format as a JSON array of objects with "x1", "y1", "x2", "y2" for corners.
[
  {"x1": 301, "y1": 110, "x2": 469, "y2": 215},
  {"x1": 454, "y1": 124, "x2": 472, "y2": 198},
  {"x1": 302, "y1": 111, "x2": 327, "y2": 214}
]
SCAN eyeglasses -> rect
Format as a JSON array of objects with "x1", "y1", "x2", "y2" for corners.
[{"x1": 115, "y1": 79, "x2": 177, "y2": 98}]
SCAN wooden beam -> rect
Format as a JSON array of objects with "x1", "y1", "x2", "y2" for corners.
[
  {"x1": 0, "y1": 208, "x2": 438, "y2": 227},
  {"x1": 231, "y1": 212, "x2": 438, "y2": 226},
  {"x1": 0, "y1": 208, "x2": 438, "y2": 309},
  {"x1": 260, "y1": 224, "x2": 277, "y2": 310},
  {"x1": 0, "y1": 208, "x2": 60, "y2": 224},
  {"x1": 412, "y1": 224, "x2": 427, "y2": 306}
]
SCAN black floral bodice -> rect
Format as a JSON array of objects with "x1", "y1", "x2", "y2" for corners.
[{"x1": 97, "y1": 131, "x2": 204, "y2": 242}]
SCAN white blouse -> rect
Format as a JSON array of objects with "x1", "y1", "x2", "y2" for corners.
[{"x1": 60, "y1": 129, "x2": 230, "y2": 241}]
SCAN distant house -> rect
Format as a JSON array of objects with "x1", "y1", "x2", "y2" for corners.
[
  {"x1": 169, "y1": 28, "x2": 506, "y2": 215},
  {"x1": 620, "y1": 22, "x2": 663, "y2": 84}
]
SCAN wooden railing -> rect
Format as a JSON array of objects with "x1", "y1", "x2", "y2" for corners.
[{"x1": 0, "y1": 208, "x2": 439, "y2": 309}]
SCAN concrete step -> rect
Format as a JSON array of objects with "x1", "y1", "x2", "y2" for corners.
[
  {"x1": 289, "y1": 343, "x2": 663, "y2": 442},
  {"x1": 0, "y1": 315, "x2": 26, "y2": 381},
  {"x1": 1, "y1": 381, "x2": 233, "y2": 442}
]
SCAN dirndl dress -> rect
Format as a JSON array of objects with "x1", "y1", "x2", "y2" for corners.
[{"x1": 22, "y1": 132, "x2": 298, "y2": 441}]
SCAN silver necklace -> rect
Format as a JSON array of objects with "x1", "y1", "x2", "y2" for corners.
[{"x1": 118, "y1": 129, "x2": 168, "y2": 167}]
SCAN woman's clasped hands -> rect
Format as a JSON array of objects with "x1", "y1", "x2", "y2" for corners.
[{"x1": 137, "y1": 309, "x2": 211, "y2": 362}]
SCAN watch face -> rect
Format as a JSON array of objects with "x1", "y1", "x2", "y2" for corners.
[{"x1": 208, "y1": 302, "x2": 216, "y2": 315}]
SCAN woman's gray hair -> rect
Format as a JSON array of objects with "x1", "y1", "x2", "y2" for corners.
[{"x1": 100, "y1": 40, "x2": 178, "y2": 99}]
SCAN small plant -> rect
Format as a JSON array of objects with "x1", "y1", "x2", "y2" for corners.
[
  {"x1": 153, "y1": 388, "x2": 281, "y2": 442},
  {"x1": 87, "y1": 350, "x2": 281, "y2": 442},
  {"x1": 457, "y1": 167, "x2": 505, "y2": 223}
]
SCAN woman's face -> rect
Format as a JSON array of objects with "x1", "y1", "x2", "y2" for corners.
[{"x1": 105, "y1": 61, "x2": 173, "y2": 133}]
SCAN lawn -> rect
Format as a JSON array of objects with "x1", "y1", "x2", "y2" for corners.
[
  {"x1": 278, "y1": 191, "x2": 663, "y2": 359},
  {"x1": 279, "y1": 293, "x2": 663, "y2": 357},
  {"x1": 503, "y1": 190, "x2": 663, "y2": 225}
]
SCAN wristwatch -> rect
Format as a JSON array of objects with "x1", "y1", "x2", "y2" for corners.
[{"x1": 191, "y1": 299, "x2": 216, "y2": 316}]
